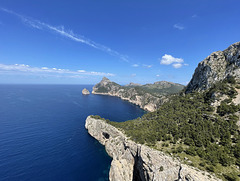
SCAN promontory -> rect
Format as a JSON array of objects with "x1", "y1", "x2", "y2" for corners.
[{"x1": 92, "y1": 77, "x2": 184, "y2": 112}]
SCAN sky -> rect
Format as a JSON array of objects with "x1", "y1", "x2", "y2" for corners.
[{"x1": 0, "y1": 0, "x2": 240, "y2": 85}]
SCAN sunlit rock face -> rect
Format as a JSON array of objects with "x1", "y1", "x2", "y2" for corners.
[{"x1": 186, "y1": 42, "x2": 240, "y2": 93}]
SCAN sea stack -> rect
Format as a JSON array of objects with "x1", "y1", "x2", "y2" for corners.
[{"x1": 82, "y1": 88, "x2": 90, "y2": 95}]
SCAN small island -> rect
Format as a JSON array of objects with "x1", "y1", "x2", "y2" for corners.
[{"x1": 82, "y1": 88, "x2": 90, "y2": 95}]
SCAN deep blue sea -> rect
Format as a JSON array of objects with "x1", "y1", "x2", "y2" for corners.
[{"x1": 0, "y1": 85, "x2": 145, "y2": 181}]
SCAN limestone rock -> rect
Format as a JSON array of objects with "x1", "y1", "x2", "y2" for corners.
[
  {"x1": 82, "y1": 88, "x2": 90, "y2": 95},
  {"x1": 85, "y1": 116, "x2": 221, "y2": 181},
  {"x1": 186, "y1": 41, "x2": 240, "y2": 93}
]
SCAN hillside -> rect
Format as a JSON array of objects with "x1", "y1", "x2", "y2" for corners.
[
  {"x1": 92, "y1": 78, "x2": 184, "y2": 111},
  {"x1": 105, "y1": 42, "x2": 240, "y2": 180}
]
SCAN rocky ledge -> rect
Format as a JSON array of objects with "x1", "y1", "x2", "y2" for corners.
[
  {"x1": 85, "y1": 116, "x2": 221, "y2": 181},
  {"x1": 82, "y1": 88, "x2": 90, "y2": 95}
]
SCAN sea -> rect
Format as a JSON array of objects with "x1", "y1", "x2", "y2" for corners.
[{"x1": 0, "y1": 84, "x2": 145, "y2": 181}]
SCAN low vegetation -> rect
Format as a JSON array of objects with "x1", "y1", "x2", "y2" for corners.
[{"x1": 104, "y1": 78, "x2": 240, "y2": 180}]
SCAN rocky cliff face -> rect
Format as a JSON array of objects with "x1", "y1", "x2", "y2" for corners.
[
  {"x1": 186, "y1": 42, "x2": 240, "y2": 93},
  {"x1": 92, "y1": 78, "x2": 183, "y2": 112},
  {"x1": 85, "y1": 116, "x2": 221, "y2": 181}
]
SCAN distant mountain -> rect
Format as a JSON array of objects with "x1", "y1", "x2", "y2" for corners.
[
  {"x1": 125, "y1": 82, "x2": 142, "y2": 87},
  {"x1": 92, "y1": 77, "x2": 184, "y2": 111},
  {"x1": 141, "y1": 81, "x2": 184, "y2": 97}
]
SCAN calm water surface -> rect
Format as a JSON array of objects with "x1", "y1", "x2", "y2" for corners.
[{"x1": 0, "y1": 85, "x2": 145, "y2": 181}]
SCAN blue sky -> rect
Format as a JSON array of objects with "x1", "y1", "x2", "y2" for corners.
[{"x1": 0, "y1": 0, "x2": 240, "y2": 85}]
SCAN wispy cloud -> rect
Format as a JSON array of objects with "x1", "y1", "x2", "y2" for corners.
[
  {"x1": 172, "y1": 63, "x2": 182, "y2": 69},
  {"x1": 132, "y1": 64, "x2": 139, "y2": 67},
  {"x1": 0, "y1": 8, "x2": 128, "y2": 62},
  {"x1": 142, "y1": 64, "x2": 152, "y2": 68},
  {"x1": 0, "y1": 63, "x2": 115, "y2": 77},
  {"x1": 159, "y1": 54, "x2": 186, "y2": 69},
  {"x1": 173, "y1": 23, "x2": 185, "y2": 30}
]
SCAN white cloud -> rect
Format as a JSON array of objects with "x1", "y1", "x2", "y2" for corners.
[
  {"x1": 131, "y1": 73, "x2": 136, "y2": 77},
  {"x1": 156, "y1": 74, "x2": 160, "y2": 77},
  {"x1": 0, "y1": 63, "x2": 115, "y2": 77},
  {"x1": 132, "y1": 64, "x2": 139, "y2": 67},
  {"x1": 160, "y1": 54, "x2": 183, "y2": 65},
  {"x1": 172, "y1": 63, "x2": 182, "y2": 69},
  {"x1": 173, "y1": 23, "x2": 185, "y2": 30},
  {"x1": 159, "y1": 54, "x2": 187, "y2": 69},
  {"x1": 0, "y1": 8, "x2": 128, "y2": 62}
]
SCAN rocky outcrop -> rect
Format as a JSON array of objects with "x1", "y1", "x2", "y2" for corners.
[
  {"x1": 85, "y1": 116, "x2": 221, "y2": 181},
  {"x1": 92, "y1": 77, "x2": 184, "y2": 112},
  {"x1": 82, "y1": 88, "x2": 90, "y2": 95},
  {"x1": 186, "y1": 42, "x2": 240, "y2": 93}
]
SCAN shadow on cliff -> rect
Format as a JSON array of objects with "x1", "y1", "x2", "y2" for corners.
[{"x1": 132, "y1": 146, "x2": 149, "y2": 181}]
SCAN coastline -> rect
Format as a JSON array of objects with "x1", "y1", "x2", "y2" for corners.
[{"x1": 92, "y1": 91, "x2": 163, "y2": 112}]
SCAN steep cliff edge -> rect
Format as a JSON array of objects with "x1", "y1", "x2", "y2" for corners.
[
  {"x1": 186, "y1": 42, "x2": 240, "y2": 93},
  {"x1": 92, "y1": 77, "x2": 184, "y2": 112},
  {"x1": 85, "y1": 116, "x2": 221, "y2": 181}
]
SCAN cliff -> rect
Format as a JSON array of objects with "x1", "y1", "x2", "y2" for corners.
[
  {"x1": 186, "y1": 41, "x2": 240, "y2": 93},
  {"x1": 85, "y1": 116, "x2": 221, "y2": 181},
  {"x1": 92, "y1": 77, "x2": 184, "y2": 112}
]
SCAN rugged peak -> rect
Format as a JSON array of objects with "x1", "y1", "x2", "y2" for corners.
[
  {"x1": 186, "y1": 41, "x2": 240, "y2": 93},
  {"x1": 101, "y1": 77, "x2": 111, "y2": 82}
]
